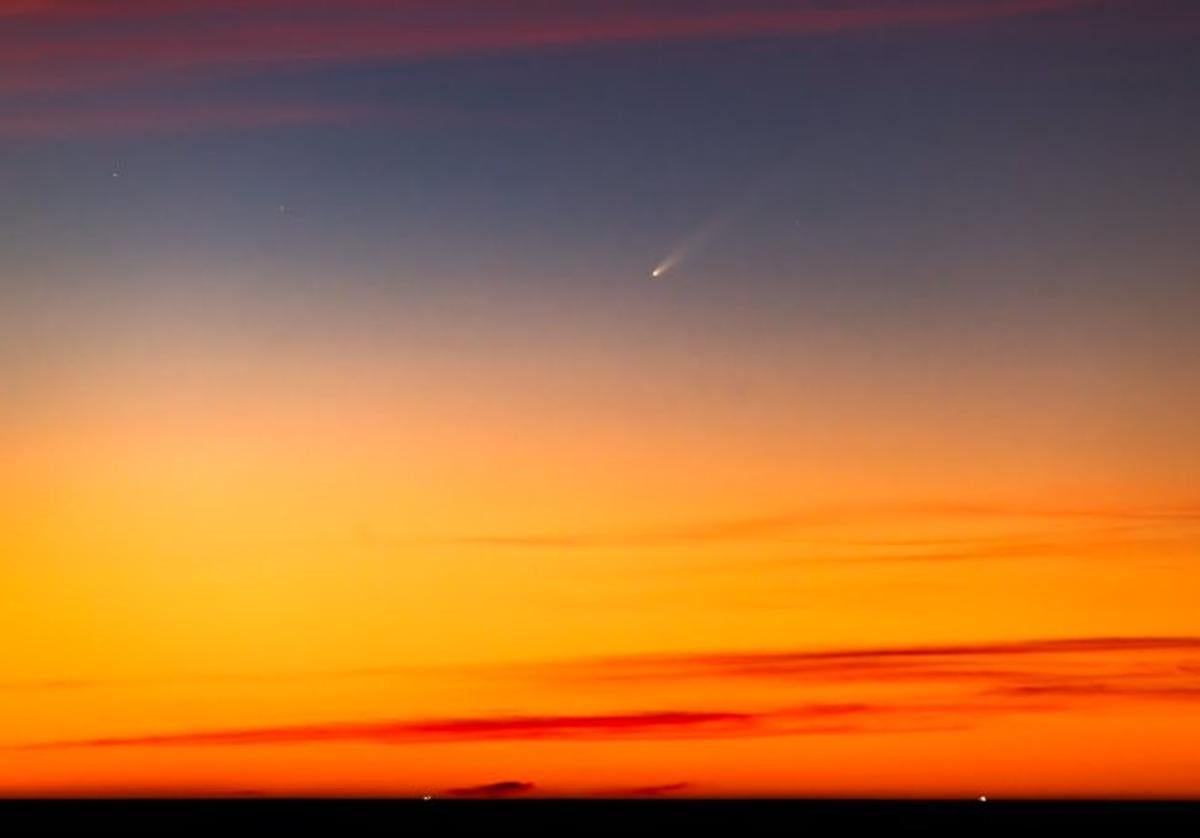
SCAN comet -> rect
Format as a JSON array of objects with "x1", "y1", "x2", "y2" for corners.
[
  {"x1": 647, "y1": 214, "x2": 730, "y2": 280},
  {"x1": 647, "y1": 157, "x2": 794, "y2": 280}
]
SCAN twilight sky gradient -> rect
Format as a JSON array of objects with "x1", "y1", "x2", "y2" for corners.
[{"x1": 2, "y1": 0, "x2": 1199, "y2": 797}]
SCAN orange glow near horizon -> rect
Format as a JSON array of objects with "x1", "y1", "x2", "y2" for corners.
[{"x1": 2, "y1": 302, "x2": 1199, "y2": 798}]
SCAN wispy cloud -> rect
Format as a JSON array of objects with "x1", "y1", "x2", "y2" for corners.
[
  {"x1": 541, "y1": 636, "x2": 1200, "y2": 686},
  {"x1": 7, "y1": 635, "x2": 1199, "y2": 697},
  {"x1": 0, "y1": 102, "x2": 372, "y2": 139},
  {"x1": 443, "y1": 501, "x2": 1200, "y2": 557},
  {"x1": 14, "y1": 708, "x2": 816, "y2": 750},
  {"x1": 1, "y1": 0, "x2": 1102, "y2": 98},
  {"x1": 18, "y1": 702, "x2": 1009, "y2": 752},
  {"x1": 14, "y1": 636, "x2": 1200, "y2": 752},
  {"x1": 988, "y1": 682, "x2": 1200, "y2": 701}
]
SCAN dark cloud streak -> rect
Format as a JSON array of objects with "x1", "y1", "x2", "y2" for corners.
[{"x1": 444, "y1": 780, "x2": 536, "y2": 797}]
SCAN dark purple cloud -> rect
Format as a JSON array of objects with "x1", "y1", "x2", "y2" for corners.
[
  {"x1": 619, "y1": 781, "x2": 693, "y2": 797},
  {"x1": 444, "y1": 780, "x2": 536, "y2": 798}
]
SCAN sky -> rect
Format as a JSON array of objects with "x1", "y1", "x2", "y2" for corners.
[{"x1": 1, "y1": 0, "x2": 1199, "y2": 798}]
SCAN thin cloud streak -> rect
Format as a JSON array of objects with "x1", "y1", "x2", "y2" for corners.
[
  {"x1": 16, "y1": 702, "x2": 1020, "y2": 752},
  {"x1": 550, "y1": 636, "x2": 1200, "y2": 680},
  {"x1": 13, "y1": 636, "x2": 1200, "y2": 752},
  {"x1": 0, "y1": 102, "x2": 373, "y2": 139},
  {"x1": 530, "y1": 637, "x2": 1200, "y2": 715},
  {"x1": 14, "y1": 708, "x2": 812, "y2": 750},
  {"x1": 1, "y1": 0, "x2": 1103, "y2": 99},
  {"x1": 7, "y1": 635, "x2": 1199, "y2": 695},
  {"x1": 444, "y1": 502, "x2": 1200, "y2": 553}
]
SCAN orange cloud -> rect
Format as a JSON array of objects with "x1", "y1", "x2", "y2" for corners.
[{"x1": 442, "y1": 501, "x2": 1200, "y2": 552}]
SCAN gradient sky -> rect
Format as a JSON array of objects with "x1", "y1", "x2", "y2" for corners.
[{"x1": 2, "y1": 0, "x2": 1200, "y2": 798}]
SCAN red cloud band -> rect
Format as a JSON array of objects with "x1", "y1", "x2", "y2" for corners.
[
  {"x1": 16, "y1": 635, "x2": 1200, "y2": 751},
  {"x1": 1, "y1": 0, "x2": 1099, "y2": 95}
]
